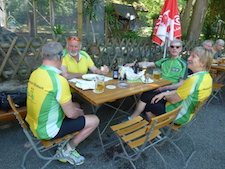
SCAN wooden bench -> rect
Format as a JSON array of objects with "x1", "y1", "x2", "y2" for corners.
[{"x1": 0, "y1": 106, "x2": 27, "y2": 122}]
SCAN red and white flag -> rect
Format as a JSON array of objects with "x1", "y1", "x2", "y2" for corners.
[{"x1": 152, "y1": 0, "x2": 182, "y2": 46}]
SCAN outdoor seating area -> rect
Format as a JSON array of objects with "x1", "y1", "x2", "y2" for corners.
[
  {"x1": 1, "y1": 0, "x2": 225, "y2": 168},
  {"x1": 0, "y1": 38, "x2": 224, "y2": 168},
  {"x1": 1, "y1": 87, "x2": 225, "y2": 169}
]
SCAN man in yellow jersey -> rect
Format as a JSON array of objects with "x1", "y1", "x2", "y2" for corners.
[
  {"x1": 61, "y1": 36, "x2": 109, "y2": 79},
  {"x1": 26, "y1": 41, "x2": 99, "y2": 166}
]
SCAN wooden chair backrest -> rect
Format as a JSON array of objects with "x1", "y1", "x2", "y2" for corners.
[
  {"x1": 192, "y1": 98, "x2": 208, "y2": 115},
  {"x1": 146, "y1": 105, "x2": 183, "y2": 133},
  {"x1": 7, "y1": 95, "x2": 28, "y2": 129},
  {"x1": 171, "y1": 98, "x2": 209, "y2": 130}
]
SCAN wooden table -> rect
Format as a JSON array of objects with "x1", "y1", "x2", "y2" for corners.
[
  {"x1": 69, "y1": 76, "x2": 173, "y2": 106},
  {"x1": 69, "y1": 75, "x2": 173, "y2": 150},
  {"x1": 211, "y1": 64, "x2": 225, "y2": 72}
]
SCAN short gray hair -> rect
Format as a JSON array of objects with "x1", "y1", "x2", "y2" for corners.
[
  {"x1": 170, "y1": 39, "x2": 183, "y2": 47},
  {"x1": 202, "y1": 40, "x2": 214, "y2": 46},
  {"x1": 215, "y1": 39, "x2": 224, "y2": 45},
  {"x1": 41, "y1": 41, "x2": 63, "y2": 61}
]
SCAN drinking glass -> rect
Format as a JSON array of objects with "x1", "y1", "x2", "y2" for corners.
[
  {"x1": 93, "y1": 76, "x2": 105, "y2": 93},
  {"x1": 142, "y1": 58, "x2": 148, "y2": 75},
  {"x1": 117, "y1": 57, "x2": 124, "y2": 67},
  {"x1": 153, "y1": 68, "x2": 161, "y2": 80}
]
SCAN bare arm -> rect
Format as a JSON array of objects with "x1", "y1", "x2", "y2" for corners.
[
  {"x1": 154, "y1": 79, "x2": 185, "y2": 92},
  {"x1": 60, "y1": 65, "x2": 84, "y2": 79},
  {"x1": 151, "y1": 90, "x2": 182, "y2": 104},
  {"x1": 125, "y1": 62, "x2": 156, "y2": 67},
  {"x1": 61, "y1": 100, "x2": 84, "y2": 119},
  {"x1": 89, "y1": 65, "x2": 109, "y2": 75}
]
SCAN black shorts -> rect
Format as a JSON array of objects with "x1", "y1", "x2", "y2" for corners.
[
  {"x1": 140, "y1": 90, "x2": 166, "y2": 116},
  {"x1": 53, "y1": 116, "x2": 85, "y2": 139}
]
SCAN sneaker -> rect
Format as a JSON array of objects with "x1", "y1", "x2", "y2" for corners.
[
  {"x1": 121, "y1": 116, "x2": 131, "y2": 123},
  {"x1": 56, "y1": 148, "x2": 85, "y2": 166}
]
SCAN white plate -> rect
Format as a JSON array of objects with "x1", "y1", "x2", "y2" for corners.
[
  {"x1": 82, "y1": 74, "x2": 100, "y2": 80},
  {"x1": 76, "y1": 83, "x2": 82, "y2": 89},
  {"x1": 106, "y1": 85, "x2": 116, "y2": 89}
]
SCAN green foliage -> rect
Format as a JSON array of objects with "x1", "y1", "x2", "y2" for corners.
[
  {"x1": 52, "y1": 24, "x2": 68, "y2": 35},
  {"x1": 151, "y1": 13, "x2": 159, "y2": 19},
  {"x1": 105, "y1": 2, "x2": 117, "y2": 25},
  {"x1": 83, "y1": 0, "x2": 103, "y2": 21},
  {"x1": 123, "y1": 31, "x2": 141, "y2": 39},
  {"x1": 112, "y1": 30, "x2": 141, "y2": 39}
]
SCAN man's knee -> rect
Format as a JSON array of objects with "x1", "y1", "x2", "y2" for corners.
[{"x1": 85, "y1": 115, "x2": 100, "y2": 128}]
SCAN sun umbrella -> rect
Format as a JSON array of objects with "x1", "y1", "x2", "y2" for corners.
[{"x1": 152, "y1": 0, "x2": 182, "y2": 50}]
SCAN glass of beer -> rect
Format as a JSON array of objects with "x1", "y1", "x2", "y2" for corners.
[
  {"x1": 153, "y1": 68, "x2": 161, "y2": 80},
  {"x1": 94, "y1": 76, "x2": 105, "y2": 93},
  {"x1": 142, "y1": 58, "x2": 148, "y2": 75},
  {"x1": 221, "y1": 57, "x2": 225, "y2": 65}
]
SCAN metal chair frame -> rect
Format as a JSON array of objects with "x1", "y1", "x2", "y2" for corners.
[
  {"x1": 7, "y1": 95, "x2": 78, "y2": 169},
  {"x1": 164, "y1": 99, "x2": 209, "y2": 168},
  {"x1": 206, "y1": 83, "x2": 224, "y2": 107},
  {"x1": 110, "y1": 105, "x2": 183, "y2": 169}
]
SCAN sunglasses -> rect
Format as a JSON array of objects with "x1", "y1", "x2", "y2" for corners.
[
  {"x1": 68, "y1": 36, "x2": 81, "y2": 42},
  {"x1": 58, "y1": 51, "x2": 63, "y2": 59},
  {"x1": 170, "y1": 45, "x2": 181, "y2": 49}
]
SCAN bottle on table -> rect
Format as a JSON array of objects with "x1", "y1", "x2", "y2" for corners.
[
  {"x1": 113, "y1": 59, "x2": 119, "y2": 79},
  {"x1": 133, "y1": 59, "x2": 139, "y2": 74}
]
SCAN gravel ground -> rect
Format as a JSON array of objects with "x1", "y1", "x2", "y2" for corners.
[{"x1": 0, "y1": 86, "x2": 225, "y2": 169}]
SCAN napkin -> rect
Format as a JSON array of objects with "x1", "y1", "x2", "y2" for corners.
[
  {"x1": 120, "y1": 66, "x2": 145, "y2": 80},
  {"x1": 103, "y1": 76, "x2": 113, "y2": 82},
  {"x1": 140, "y1": 76, "x2": 154, "y2": 83},
  {"x1": 69, "y1": 78, "x2": 95, "y2": 90}
]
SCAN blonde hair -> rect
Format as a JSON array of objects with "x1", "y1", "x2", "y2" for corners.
[{"x1": 191, "y1": 46, "x2": 213, "y2": 71}]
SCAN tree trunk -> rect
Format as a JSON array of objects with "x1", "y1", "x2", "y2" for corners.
[
  {"x1": 181, "y1": 0, "x2": 194, "y2": 35},
  {"x1": 187, "y1": 0, "x2": 210, "y2": 41},
  {"x1": 78, "y1": 0, "x2": 82, "y2": 40},
  {"x1": 0, "y1": 0, "x2": 7, "y2": 27},
  {"x1": 33, "y1": 0, "x2": 37, "y2": 38},
  {"x1": 49, "y1": 0, "x2": 54, "y2": 27}
]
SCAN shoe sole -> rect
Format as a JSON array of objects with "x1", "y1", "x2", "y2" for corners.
[{"x1": 59, "y1": 159, "x2": 85, "y2": 166}]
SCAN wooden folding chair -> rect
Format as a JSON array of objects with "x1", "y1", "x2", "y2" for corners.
[
  {"x1": 7, "y1": 95, "x2": 79, "y2": 169},
  {"x1": 110, "y1": 105, "x2": 183, "y2": 169},
  {"x1": 166, "y1": 99, "x2": 209, "y2": 167}
]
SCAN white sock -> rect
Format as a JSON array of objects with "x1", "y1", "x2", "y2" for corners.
[{"x1": 65, "y1": 140, "x2": 77, "y2": 153}]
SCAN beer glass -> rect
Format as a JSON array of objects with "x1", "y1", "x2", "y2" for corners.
[
  {"x1": 93, "y1": 76, "x2": 105, "y2": 93},
  {"x1": 153, "y1": 68, "x2": 161, "y2": 80}
]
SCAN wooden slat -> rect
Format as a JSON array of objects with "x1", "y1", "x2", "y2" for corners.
[
  {"x1": 116, "y1": 120, "x2": 149, "y2": 136},
  {"x1": 127, "y1": 130, "x2": 161, "y2": 149},
  {"x1": 213, "y1": 83, "x2": 224, "y2": 90},
  {"x1": 0, "y1": 106, "x2": 27, "y2": 122},
  {"x1": 41, "y1": 132, "x2": 79, "y2": 148},
  {"x1": 110, "y1": 116, "x2": 143, "y2": 131}
]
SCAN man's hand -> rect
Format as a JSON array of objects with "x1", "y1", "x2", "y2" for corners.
[
  {"x1": 101, "y1": 65, "x2": 109, "y2": 75},
  {"x1": 74, "y1": 107, "x2": 84, "y2": 116}
]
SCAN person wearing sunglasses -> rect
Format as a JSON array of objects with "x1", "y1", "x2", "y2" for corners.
[
  {"x1": 60, "y1": 36, "x2": 109, "y2": 79},
  {"x1": 125, "y1": 39, "x2": 188, "y2": 93},
  {"x1": 127, "y1": 47, "x2": 213, "y2": 124},
  {"x1": 26, "y1": 41, "x2": 100, "y2": 166},
  {"x1": 122, "y1": 39, "x2": 188, "y2": 122}
]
